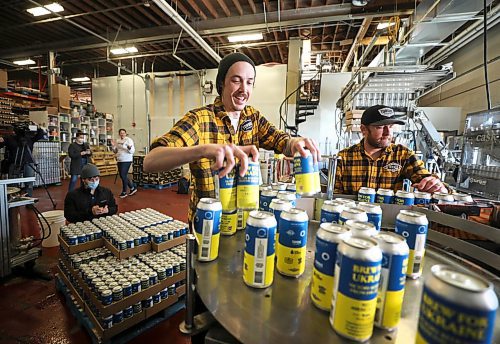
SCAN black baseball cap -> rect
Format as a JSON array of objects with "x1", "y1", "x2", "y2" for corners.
[
  {"x1": 361, "y1": 105, "x2": 406, "y2": 126},
  {"x1": 216, "y1": 52, "x2": 256, "y2": 95}
]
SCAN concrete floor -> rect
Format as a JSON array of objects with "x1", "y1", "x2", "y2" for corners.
[{"x1": 0, "y1": 175, "x2": 192, "y2": 344}]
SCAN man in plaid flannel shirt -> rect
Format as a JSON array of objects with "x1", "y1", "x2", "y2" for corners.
[
  {"x1": 335, "y1": 105, "x2": 447, "y2": 195},
  {"x1": 144, "y1": 52, "x2": 320, "y2": 222}
]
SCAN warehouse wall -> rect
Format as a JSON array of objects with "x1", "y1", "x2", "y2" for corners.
[{"x1": 419, "y1": 22, "x2": 500, "y2": 130}]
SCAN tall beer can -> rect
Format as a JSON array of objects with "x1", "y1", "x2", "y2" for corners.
[
  {"x1": 294, "y1": 151, "x2": 316, "y2": 196},
  {"x1": 237, "y1": 161, "x2": 260, "y2": 209},
  {"x1": 194, "y1": 198, "x2": 222, "y2": 261},
  {"x1": 276, "y1": 208, "x2": 309, "y2": 277}
]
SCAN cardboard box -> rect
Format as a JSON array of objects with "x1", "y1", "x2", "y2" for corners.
[
  {"x1": 151, "y1": 235, "x2": 186, "y2": 252},
  {"x1": 51, "y1": 84, "x2": 71, "y2": 108},
  {"x1": 46, "y1": 106, "x2": 58, "y2": 115},
  {"x1": 104, "y1": 239, "x2": 152, "y2": 259},
  {"x1": 0, "y1": 69, "x2": 7, "y2": 89},
  {"x1": 58, "y1": 235, "x2": 104, "y2": 254}
]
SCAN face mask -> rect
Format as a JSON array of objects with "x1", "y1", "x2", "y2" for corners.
[{"x1": 86, "y1": 180, "x2": 99, "y2": 190}]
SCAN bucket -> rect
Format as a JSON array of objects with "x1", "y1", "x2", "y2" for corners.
[{"x1": 39, "y1": 210, "x2": 66, "y2": 248}]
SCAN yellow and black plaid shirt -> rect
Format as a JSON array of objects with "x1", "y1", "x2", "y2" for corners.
[
  {"x1": 151, "y1": 97, "x2": 290, "y2": 222},
  {"x1": 334, "y1": 139, "x2": 433, "y2": 194}
]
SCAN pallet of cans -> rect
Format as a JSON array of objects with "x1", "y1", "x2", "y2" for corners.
[
  {"x1": 144, "y1": 220, "x2": 189, "y2": 252},
  {"x1": 58, "y1": 221, "x2": 104, "y2": 254},
  {"x1": 57, "y1": 243, "x2": 187, "y2": 340}
]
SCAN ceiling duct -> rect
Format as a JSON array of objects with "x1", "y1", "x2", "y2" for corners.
[{"x1": 393, "y1": 0, "x2": 494, "y2": 65}]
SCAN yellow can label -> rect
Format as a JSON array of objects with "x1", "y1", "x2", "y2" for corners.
[
  {"x1": 276, "y1": 243, "x2": 306, "y2": 276},
  {"x1": 220, "y1": 212, "x2": 237, "y2": 236},
  {"x1": 237, "y1": 208, "x2": 254, "y2": 231},
  {"x1": 311, "y1": 268, "x2": 334, "y2": 311},
  {"x1": 237, "y1": 163, "x2": 260, "y2": 209},
  {"x1": 332, "y1": 292, "x2": 378, "y2": 340},
  {"x1": 407, "y1": 248, "x2": 425, "y2": 277},
  {"x1": 294, "y1": 155, "x2": 315, "y2": 194},
  {"x1": 195, "y1": 232, "x2": 220, "y2": 261},
  {"x1": 243, "y1": 223, "x2": 276, "y2": 288}
]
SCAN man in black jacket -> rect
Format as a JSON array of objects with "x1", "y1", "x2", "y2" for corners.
[
  {"x1": 67, "y1": 131, "x2": 92, "y2": 191},
  {"x1": 64, "y1": 164, "x2": 117, "y2": 223}
]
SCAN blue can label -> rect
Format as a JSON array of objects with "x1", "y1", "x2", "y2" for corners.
[
  {"x1": 417, "y1": 286, "x2": 497, "y2": 344},
  {"x1": 395, "y1": 196, "x2": 415, "y2": 206},
  {"x1": 358, "y1": 193, "x2": 375, "y2": 203},
  {"x1": 395, "y1": 220, "x2": 427, "y2": 251},
  {"x1": 259, "y1": 194, "x2": 275, "y2": 212},
  {"x1": 271, "y1": 209, "x2": 283, "y2": 233},
  {"x1": 314, "y1": 237, "x2": 339, "y2": 275},
  {"x1": 245, "y1": 224, "x2": 276, "y2": 256},
  {"x1": 320, "y1": 209, "x2": 341, "y2": 224},
  {"x1": 415, "y1": 197, "x2": 430, "y2": 205},
  {"x1": 294, "y1": 155, "x2": 315, "y2": 194},
  {"x1": 367, "y1": 213, "x2": 382, "y2": 231},
  {"x1": 376, "y1": 194, "x2": 394, "y2": 204},
  {"x1": 194, "y1": 208, "x2": 222, "y2": 261},
  {"x1": 278, "y1": 218, "x2": 308, "y2": 248},
  {"x1": 244, "y1": 223, "x2": 276, "y2": 287}
]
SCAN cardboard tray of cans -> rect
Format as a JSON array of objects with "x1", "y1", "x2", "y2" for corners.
[
  {"x1": 151, "y1": 235, "x2": 187, "y2": 252},
  {"x1": 60, "y1": 255, "x2": 186, "y2": 317},
  {"x1": 58, "y1": 235, "x2": 104, "y2": 254},
  {"x1": 57, "y1": 265, "x2": 182, "y2": 341},
  {"x1": 103, "y1": 239, "x2": 152, "y2": 260}
]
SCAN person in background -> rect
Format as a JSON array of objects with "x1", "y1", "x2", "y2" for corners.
[
  {"x1": 144, "y1": 52, "x2": 320, "y2": 224},
  {"x1": 335, "y1": 105, "x2": 447, "y2": 195},
  {"x1": 0, "y1": 121, "x2": 46, "y2": 196},
  {"x1": 64, "y1": 164, "x2": 117, "y2": 223},
  {"x1": 111, "y1": 128, "x2": 137, "y2": 198},
  {"x1": 67, "y1": 131, "x2": 92, "y2": 191}
]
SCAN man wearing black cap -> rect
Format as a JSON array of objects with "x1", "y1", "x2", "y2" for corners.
[
  {"x1": 144, "y1": 52, "x2": 319, "y2": 223},
  {"x1": 64, "y1": 164, "x2": 118, "y2": 223},
  {"x1": 334, "y1": 105, "x2": 447, "y2": 194}
]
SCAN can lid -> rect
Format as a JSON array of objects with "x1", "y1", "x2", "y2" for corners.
[
  {"x1": 344, "y1": 236, "x2": 378, "y2": 249},
  {"x1": 345, "y1": 220, "x2": 375, "y2": 232},
  {"x1": 319, "y1": 222, "x2": 348, "y2": 234},
  {"x1": 432, "y1": 265, "x2": 491, "y2": 292},
  {"x1": 374, "y1": 232, "x2": 405, "y2": 244}
]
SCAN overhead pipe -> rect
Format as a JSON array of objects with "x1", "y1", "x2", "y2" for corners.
[{"x1": 153, "y1": 0, "x2": 221, "y2": 63}]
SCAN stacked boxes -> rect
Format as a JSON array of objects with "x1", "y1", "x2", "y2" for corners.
[
  {"x1": 32, "y1": 141, "x2": 61, "y2": 186},
  {"x1": 91, "y1": 146, "x2": 118, "y2": 176},
  {"x1": 132, "y1": 155, "x2": 181, "y2": 187}
]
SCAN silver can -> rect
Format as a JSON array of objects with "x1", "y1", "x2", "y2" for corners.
[
  {"x1": 276, "y1": 190, "x2": 297, "y2": 207},
  {"x1": 345, "y1": 220, "x2": 377, "y2": 238},
  {"x1": 376, "y1": 188, "x2": 394, "y2": 204},
  {"x1": 431, "y1": 191, "x2": 455, "y2": 204},
  {"x1": 357, "y1": 202, "x2": 382, "y2": 231},
  {"x1": 339, "y1": 207, "x2": 368, "y2": 224},
  {"x1": 320, "y1": 200, "x2": 345, "y2": 224}
]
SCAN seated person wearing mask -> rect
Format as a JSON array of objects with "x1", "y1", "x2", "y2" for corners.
[
  {"x1": 335, "y1": 105, "x2": 447, "y2": 195},
  {"x1": 64, "y1": 164, "x2": 117, "y2": 223}
]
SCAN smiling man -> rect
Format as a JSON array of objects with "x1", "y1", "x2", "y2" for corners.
[
  {"x1": 144, "y1": 52, "x2": 319, "y2": 223},
  {"x1": 334, "y1": 105, "x2": 447, "y2": 195}
]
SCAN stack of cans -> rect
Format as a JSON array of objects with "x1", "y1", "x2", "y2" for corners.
[
  {"x1": 60, "y1": 222, "x2": 102, "y2": 245},
  {"x1": 143, "y1": 221, "x2": 188, "y2": 244},
  {"x1": 119, "y1": 208, "x2": 173, "y2": 228}
]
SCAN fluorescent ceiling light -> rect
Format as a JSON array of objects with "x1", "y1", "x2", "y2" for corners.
[
  {"x1": 71, "y1": 77, "x2": 90, "y2": 82},
  {"x1": 227, "y1": 33, "x2": 263, "y2": 43},
  {"x1": 352, "y1": 0, "x2": 369, "y2": 6},
  {"x1": 13, "y1": 58, "x2": 36, "y2": 66},
  {"x1": 27, "y1": 2, "x2": 64, "y2": 16},
  {"x1": 110, "y1": 46, "x2": 138, "y2": 55},
  {"x1": 377, "y1": 22, "x2": 396, "y2": 30}
]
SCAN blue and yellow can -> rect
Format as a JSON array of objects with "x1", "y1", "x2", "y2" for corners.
[
  {"x1": 243, "y1": 211, "x2": 277, "y2": 288},
  {"x1": 373, "y1": 232, "x2": 409, "y2": 330},
  {"x1": 276, "y1": 208, "x2": 309, "y2": 277},
  {"x1": 314, "y1": 160, "x2": 321, "y2": 193},
  {"x1": 220, "y1": 210, "x2": 238, "y2": 236},
  {"x1": 194, "y1": 198, "x2": 222, "y2": 262},
  {"x1": 394, "y1": 190, "x2": 415, "y2": 206},
  {"x1": 259, "y1": 189, "x2": 277, "y2": 211},
  {"x1": 237, "y1": 161, "x2": 260, "y2": 209},
  {"x1": 294, "y1": 151, "x2": 315, "y2": 196},
  {"x1": 330, "y1": 237, "x2": 382, "y2": 342},
  {"x1": 394, "y1": 210, "x2": 428, "y2": 279},
  {"x1": 218, "y1": 168, "x2": 237, "y2": 211},
  {"x1": 311, "y1": 223, "x2": 350, "y2": 311},
  {"x1": 236, "y1": 208, "x2": 254, "y2": 231}
]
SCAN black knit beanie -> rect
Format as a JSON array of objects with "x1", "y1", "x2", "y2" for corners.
[{"x1": 216, "y1": 52, "x2": 256, "y2": 95}]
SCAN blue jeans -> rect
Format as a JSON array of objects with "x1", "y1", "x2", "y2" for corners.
[
  {"x1": 118, "y1": 161, "x2": 134, "y2": 193},
  {"x1": 68, "y1": 174, "x2": 79, "y2": 191}
]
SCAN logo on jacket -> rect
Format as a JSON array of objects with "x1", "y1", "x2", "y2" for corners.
[
  {"x1": 241, "y1": 120, "x2": 253, "y2": 132},
  {"x1": 378, "y1": 108, "x2": 395, "y2": 117},
  {"x1": 383, "y1": 162, "x2": 402, "y2": 172}
]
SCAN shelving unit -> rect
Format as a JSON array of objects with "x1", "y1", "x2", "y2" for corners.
[{"x1": 59, "y1": 113, "x2": 70, "y2": 153}]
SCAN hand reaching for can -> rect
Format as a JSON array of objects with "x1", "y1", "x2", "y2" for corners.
[{"x1": 203, "y1": 143, "x2": 259, "y2": 178}]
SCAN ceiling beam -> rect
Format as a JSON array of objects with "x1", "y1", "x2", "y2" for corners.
[
  {"x1": 341, "y1": 17, "x2": 372, "y2": 72},
  {"x1": 214, "y1": 0, "x2": 231, "y2": 17},
  {"x1": 200, "y1": 0, "x2": 221, "y2": 18},
  {"x1": 230, "y1": 0, "x2": 244, "y2": 16},
  {"x1": 0, "y1": 6, "x2": 413, "y2": 59}
]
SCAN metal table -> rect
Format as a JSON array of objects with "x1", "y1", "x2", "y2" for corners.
[{"x1": 194, "y1": 222, "x2": 500, "y2": 344}]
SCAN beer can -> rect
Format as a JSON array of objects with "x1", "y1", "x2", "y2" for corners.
[
  {"x1": 269, "y1": 199, "x2": 293, "y2": 244},
  {"x1": 334, "y1": 197, "x2": 357, "y2": 208},
  {"x1": 330, "y1": 237, "x2": 382, "y2": 342},
  {"x1": 286, "y1": 183, "x2": 296, "y2": 193},
  {"x1": 236, "y1": 208, "x2": 254, "y2": 231},
  {"x1": 259, "y1": 189, "x2": 277, "y2": 212},
  {"x1": 414, "y1": 191, "x2": 431, "y2": 205},
  {"x1": 260, "y1": 184, "x2": 271, "y2": 192},
  {"x1": 373, "y1": 232, "x2": 409, "y2": 330},
  {"x1": 218, "y1": 168, "x2": 237, "y2": 211},
  {"x1": 311, "y1": 223, "x2": 350, "y2": 311},
  {"x1": 358, "y1": 187, "x2": 376, "y2": 203},
  {"x1": 431, "y1": 191, "x2": 455, "y2": 204},
  {"x1": 394, "y1": 190, "x2": 415, "y2": 206},
  {"x1": 237, "y1": 161, "x2": 260, "y2": 209},
  {"x1": 345, "y1": 220, "x2": 377, "y2": 238},
  {"x1": 276, "y1": 190, "x2": 297, "y2": 207},
  {"x1": 294, "y1": 151, "x2": 316, "y2": 196},
  {"x1": 416, "y1": 265, "x2": 498, "y2": 344},
  {"x1": 243, "y1": 211, "x2": 277, "y2": 288},
  {"x1": 194, "y1": 198, "x2": 222, "y2": 262},
  {"x1": 376, "y1": 188, "x2": 394, "y2": 204},
  {"x1": 357, "y1": 202, "x2": 382, "y2": 231},
  {"x1": 271, "y1": 182, "x2": 287, "y2": 191},
  {"x1": 394, "y1": 210, "x2": 428, "y2": 279},
  {"x1": 276, "y1": 208, "x2": 309, "y2": 277},
  {"x1": 320, "y1": 200, "x2": 345, "y2": 224},
  {"x1": 220, "y1": 210, "x2": 238, "y2": 236},
  {"x1": 339, "y1": 207, "x2": 368, "y2": 224},
  {"x1": 314, "y1": 160, "x2": 321, "y2": 193},
  {"x1": 453, "y1": 193, "x2": 473, "y2": 204}
]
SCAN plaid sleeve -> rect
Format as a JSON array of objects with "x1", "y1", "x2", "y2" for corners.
[
  {"x1": 256, "y1": 111, "x2": 290, "y2": 154},
  {"x1": 151, "y1": 111, "x2": 200, "y2": 149},
  {"x1": 334, "y1": 152, "x2": 346, "y2": 194},
  {"x1": 401, "y1": 150, "x2": 433, "y2": 184}
]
